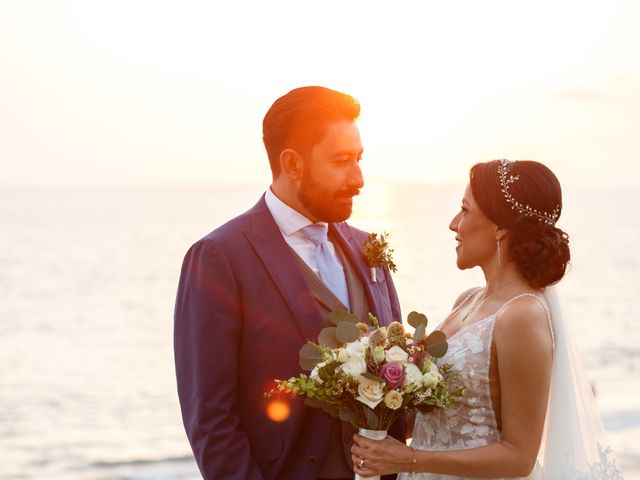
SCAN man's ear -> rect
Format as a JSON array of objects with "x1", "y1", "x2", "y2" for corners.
[{"x1": 279, "y1": 149, "x2": 303, "y2": 181}]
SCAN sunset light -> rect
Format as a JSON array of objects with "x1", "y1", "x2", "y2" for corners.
[
  {"x1": 1, "y1": 1, "x2": 639, "y2": 187},
  {"x1": 3, "y1": 2, "x2": 639, "y2": 479}
]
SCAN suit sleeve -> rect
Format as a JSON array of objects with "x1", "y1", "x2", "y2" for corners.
[{"x1": 174, "y1": 239, "x2": 264, "y2": 480}]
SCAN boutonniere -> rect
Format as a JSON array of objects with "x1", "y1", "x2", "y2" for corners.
[{"x1": 362, "y1": 232, "x2": 397, "y2": 283}]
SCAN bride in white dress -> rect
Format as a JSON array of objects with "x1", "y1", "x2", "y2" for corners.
[{"x1": 351, "y1": 160, "x2": 623, "y2": 479}]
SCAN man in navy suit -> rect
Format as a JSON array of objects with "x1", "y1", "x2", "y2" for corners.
[{"x1": 174, "y1": 86, "x2": 404, "y2": 479}]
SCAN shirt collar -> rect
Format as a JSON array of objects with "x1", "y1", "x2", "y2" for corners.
[{"x1": 264, "y1": 187, "x2": 327, "y2": 236}]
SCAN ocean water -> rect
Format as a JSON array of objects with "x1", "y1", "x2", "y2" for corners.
[{"x1": 1, "y1": 183, "x2": 639, "y2": 479}]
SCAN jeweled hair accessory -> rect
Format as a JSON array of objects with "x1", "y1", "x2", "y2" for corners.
[{"x1": 498, "y1": 159, "x2": 560, "y2": 225}]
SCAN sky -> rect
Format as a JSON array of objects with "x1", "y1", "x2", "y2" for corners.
[{"x1": 1, "y1": 0, "x2": 639, "y2": 187}]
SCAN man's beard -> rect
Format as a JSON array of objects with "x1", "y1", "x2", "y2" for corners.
[{"x1": 298, "y1": 175, "x2": 358, "y2": 223}]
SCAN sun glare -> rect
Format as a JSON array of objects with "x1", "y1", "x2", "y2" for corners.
[{"x1": 1, "y1": 1, "x2": 638, "y2": 186}]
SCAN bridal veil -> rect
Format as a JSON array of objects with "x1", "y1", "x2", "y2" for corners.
[{"x1": 539, "y1": 287, "x2": 624, "y2": 479}]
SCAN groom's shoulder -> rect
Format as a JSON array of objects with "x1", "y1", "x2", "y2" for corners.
[{"x1": 195, "y1": 197, "x2": 267, "y2": 249}]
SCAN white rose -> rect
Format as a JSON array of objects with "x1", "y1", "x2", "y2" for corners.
[
  {"x1": 422, "y1": 371, "x2": 440, "y2": 388},
  {"x1": 356, "y1": 376, "x2": 385, "y2": 409},
  {"x1": 403, "y1": 363, "x2": 423, "y2": 387},
  {"x1": 385, "y1": 345, "x2": 409, "y2": 364},
  {"x1": 383, "y1": 390, "x2": 403, "y2": 410},
  {"x1": 373, "y1": 346, "x2": 385, "y2": 363},
  {"x1": 341, "y1": 355, "x2": 367, "y2": 377},
  {"x1": 338, "y1": 348, "x2": 349, "y2": 363},
  {"x1": 346, "y1": 340, "x2": 367, "y2": 359}
]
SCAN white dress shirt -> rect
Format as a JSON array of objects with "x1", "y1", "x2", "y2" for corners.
[{"x1": 264, "y1": 187, "x2": 343, "y2": 277}]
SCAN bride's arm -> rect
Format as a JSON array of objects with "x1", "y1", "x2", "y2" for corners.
[{"x1": 352, "y1": 297, "x2": 553, "y2": 478}]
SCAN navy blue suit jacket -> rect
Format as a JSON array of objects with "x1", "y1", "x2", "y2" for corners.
[{"x1": 174, "y1": 196, "x2": 404, "y2": 479}]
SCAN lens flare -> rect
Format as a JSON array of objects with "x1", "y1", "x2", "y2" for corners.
[{"x1": 266, "y1": 399, "x2": 290, "y2": 422}]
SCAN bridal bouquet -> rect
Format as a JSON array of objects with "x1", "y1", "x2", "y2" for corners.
[{"x1": 267, "y1": 309, "x2": 464, "y2": 432}]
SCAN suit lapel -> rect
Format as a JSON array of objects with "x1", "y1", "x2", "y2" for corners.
[
  {"x1": 244, "y1": 198, "x2": 325, "y2": 343},
  {"x1": 329, "y1": 223, "x2": 383, "y2": 321}
]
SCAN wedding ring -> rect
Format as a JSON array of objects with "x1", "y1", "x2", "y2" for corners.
[{"x1": 359, "y1": 458, "x2": 365, "y2": 468}]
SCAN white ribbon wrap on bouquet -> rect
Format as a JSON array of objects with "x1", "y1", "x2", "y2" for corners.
[
  {"x1": 356, "y1": 428, "x2": 388, "y2": 480},
  {"x1": 370, "y1": 267, "x2": 377, "y2": 283}
]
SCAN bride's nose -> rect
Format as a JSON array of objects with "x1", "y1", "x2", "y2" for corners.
[{"x1": 449, "y1": 213, "x2": 460, "y2": 232}]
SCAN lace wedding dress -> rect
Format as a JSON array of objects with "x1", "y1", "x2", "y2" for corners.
[{"x1": 400, "y1": 288, "x2": 624, "y2": 480}]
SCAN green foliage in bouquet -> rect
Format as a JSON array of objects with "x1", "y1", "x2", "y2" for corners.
[
  {"x1": 362, "y1": 232, "x2": 397, "y2": 272},
  {"x1": 266, "y1": 309, "x2": 465, "y2": 431}
]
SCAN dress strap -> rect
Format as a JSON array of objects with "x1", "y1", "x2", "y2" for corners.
[
  {"x1": 455, "y1": 286, "x2": 483, "y2": 309},
  {"x1": 496, "y1": 293, "x2": 555, "y2": 347},
  {"x1": 437, "y1": 287, "x2": 483, "y2": 331}
]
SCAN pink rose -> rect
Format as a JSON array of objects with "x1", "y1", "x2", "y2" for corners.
[{"x1": 379, "y1": 362, "x2": 404, "y2": 389}]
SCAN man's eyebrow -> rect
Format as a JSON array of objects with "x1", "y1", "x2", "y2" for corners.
[{"x1": 333, "y1": 149, "x2": 364, "y2": 157}]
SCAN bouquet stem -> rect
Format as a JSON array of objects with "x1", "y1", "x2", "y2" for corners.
[{"x1": 355, "y1": 428, "x2": 387, "y2": 480}]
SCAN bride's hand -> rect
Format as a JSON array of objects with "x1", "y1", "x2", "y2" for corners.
[{"x1": 351, "y1": 433, "x2": 413, "y2": 477}]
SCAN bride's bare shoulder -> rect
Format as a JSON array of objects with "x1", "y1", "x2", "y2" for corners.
[
  {"x1": 452, "y1": 287, "x2": 482, "y2": 309},
  {"x1": 494, "y1": 294, "x2": 553, "y2": 349}
]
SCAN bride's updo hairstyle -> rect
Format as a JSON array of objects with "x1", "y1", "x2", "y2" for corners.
[{"x1": 469, "y1": 160, "x2": 570, "y2": 288}]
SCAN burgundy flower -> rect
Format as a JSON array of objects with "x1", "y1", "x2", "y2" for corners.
[
  {"x1": 409, "y1": 350, "x2": 422, "y2": 365},
  {"x1": 379, "y1": 362, "x2": 404, "y2": 389}
]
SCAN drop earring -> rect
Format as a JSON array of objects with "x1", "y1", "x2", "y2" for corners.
[{"x1": 497, "y1": 238, "x2": 502, "y2": 266}]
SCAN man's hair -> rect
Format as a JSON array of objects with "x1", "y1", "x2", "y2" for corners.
[{"x1": 262, "y1": 86, "x2": 360, "y2": 177}]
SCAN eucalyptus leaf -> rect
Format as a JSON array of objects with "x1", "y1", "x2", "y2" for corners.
[
  {"x1": 407, "y1": 311, "x2": 429, "y2": 328},
  {"x1": 323, "y1": 404, "x2": 339, "y2": 418},
  {"x1": 298, "y1": 343, "x2": 322, "y2": 370},
  {"x1": 329, "y1": 309, "x2": 350, "y2": 326},
  {"x1": 339, "y1": 407, "x2": 358, "y2": 424},
  {"x1": 336, "y1": 322, "x2": 359, "y2": 344},
  {"x1": 299, "y1": 356, "x2": 320, "y2": 371},
  {"x1": 413, "y1": 323, "x2": 426, "y2": 342},
  {"x1": 364, "y1": 408, "x2": 379, "y2": 430},
  {"x1": 299, "y1": 342, "x2": 322, "y2": 360},
  {"x1": 318, "y1": 327, "x2": 340, "y2": 348},
  {"x1": 426, "y1": 330, "x2": 448, "y2": 358},
  {"x1": 426, "y1": 343, "x2": 448, "y2": 358}
]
